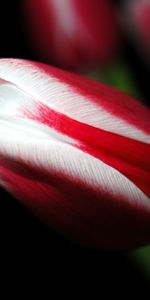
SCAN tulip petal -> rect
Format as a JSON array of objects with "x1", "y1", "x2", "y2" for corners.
[{"x1": 0, "y1": 59, "x2": 150, "y2": 249}]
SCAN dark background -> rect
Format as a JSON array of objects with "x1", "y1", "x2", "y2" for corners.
[{"x1": 0, "y1": 1, "x2": 150, "y2": 295}]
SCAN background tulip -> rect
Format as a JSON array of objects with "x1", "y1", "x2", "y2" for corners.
[
  {"x1": 0, "y1": 58, "x2": 150, "y2": 249},
  {"x1": 121, "y1": 0, "x2": 150, "y2": 62},
  {"x1": 21, "y1": 0, "x2": 119, "y2": 71}
]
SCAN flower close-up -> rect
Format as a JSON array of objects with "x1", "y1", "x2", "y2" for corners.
[{"x1": 0, "y1": 58, "x2": 150, "y2": 249}]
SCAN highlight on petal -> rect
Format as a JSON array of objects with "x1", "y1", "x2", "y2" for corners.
[{"x1": 0, "y1": 58, "x2": 150, "y2": 249}]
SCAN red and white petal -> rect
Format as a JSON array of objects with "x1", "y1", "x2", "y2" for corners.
[
  {"x1": 0, "y1": 59, "x2": 150, "y2": 196},
  {"x1": 0, "y1": 59, "x2": 149, "y2": 143},
  {"x1": 0, "y1": 133, "x2": 150, "y2": 248},
  {"x1": 0, "y1": 58, "x2": 150, "y2": 249}
]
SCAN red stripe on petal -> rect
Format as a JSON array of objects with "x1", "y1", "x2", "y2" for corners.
[
  {"x1": 21, "y1": 101, "x2": 150, "y2": 198},
  {"x1": 31, "y1": 60, "x2": 150, "y2": 135}
]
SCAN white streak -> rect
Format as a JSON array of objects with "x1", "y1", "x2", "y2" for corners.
[
  {"x1": 0, "y1": 59, "x2": 149, "y2": 144},
  {"x1": 0, "y1": 133, "x2": 150, "y2": 212},
  {"x1": 0, "y1": 81, "x2": 78, "y2": 146}
]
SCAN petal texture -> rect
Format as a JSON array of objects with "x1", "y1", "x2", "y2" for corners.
[{"x1": 0, "y1": 58, "x2": 150, "y2": 249}]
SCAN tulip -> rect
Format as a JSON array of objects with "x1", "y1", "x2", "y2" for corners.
[
  {"x1": 122, "y1": 0, "x2": 150, "y2": 60},
  {"x1": 0, "y1": 58, "x2": 150, "y2": 249},
  {"x1": 22, "y1": 0, "x2": 119, "y2": 70}
]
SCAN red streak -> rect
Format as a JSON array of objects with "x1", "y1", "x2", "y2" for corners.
[{"x1": 21, "y1": 102, "x2": 150, "y2": 198}]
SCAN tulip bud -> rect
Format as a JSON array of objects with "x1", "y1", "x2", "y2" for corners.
[
  {"x1": 0, "y1": 58, "x2": 150, "y2": 249},
  {"x1": 22, "y1": 0, "x2": 119, "y2": 70},
  {"x1": 122, "y1": 0, "x2": 150, "y2": 62}
]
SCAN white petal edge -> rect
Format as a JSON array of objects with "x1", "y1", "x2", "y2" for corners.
[
  {"x1": 0, "y1": 133, "x2": 150, "y2": 213},
  {"x1": 0, "y1": 59, "x2": 149, "y2": 144}
]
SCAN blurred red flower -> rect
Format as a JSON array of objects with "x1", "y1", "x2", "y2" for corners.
[
  {"x1": 22, "y1": 0, "x2": 119, "y2": 70},
  {"x1": 123, "y1": 0, "x2": 150, "y2": 61}
]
